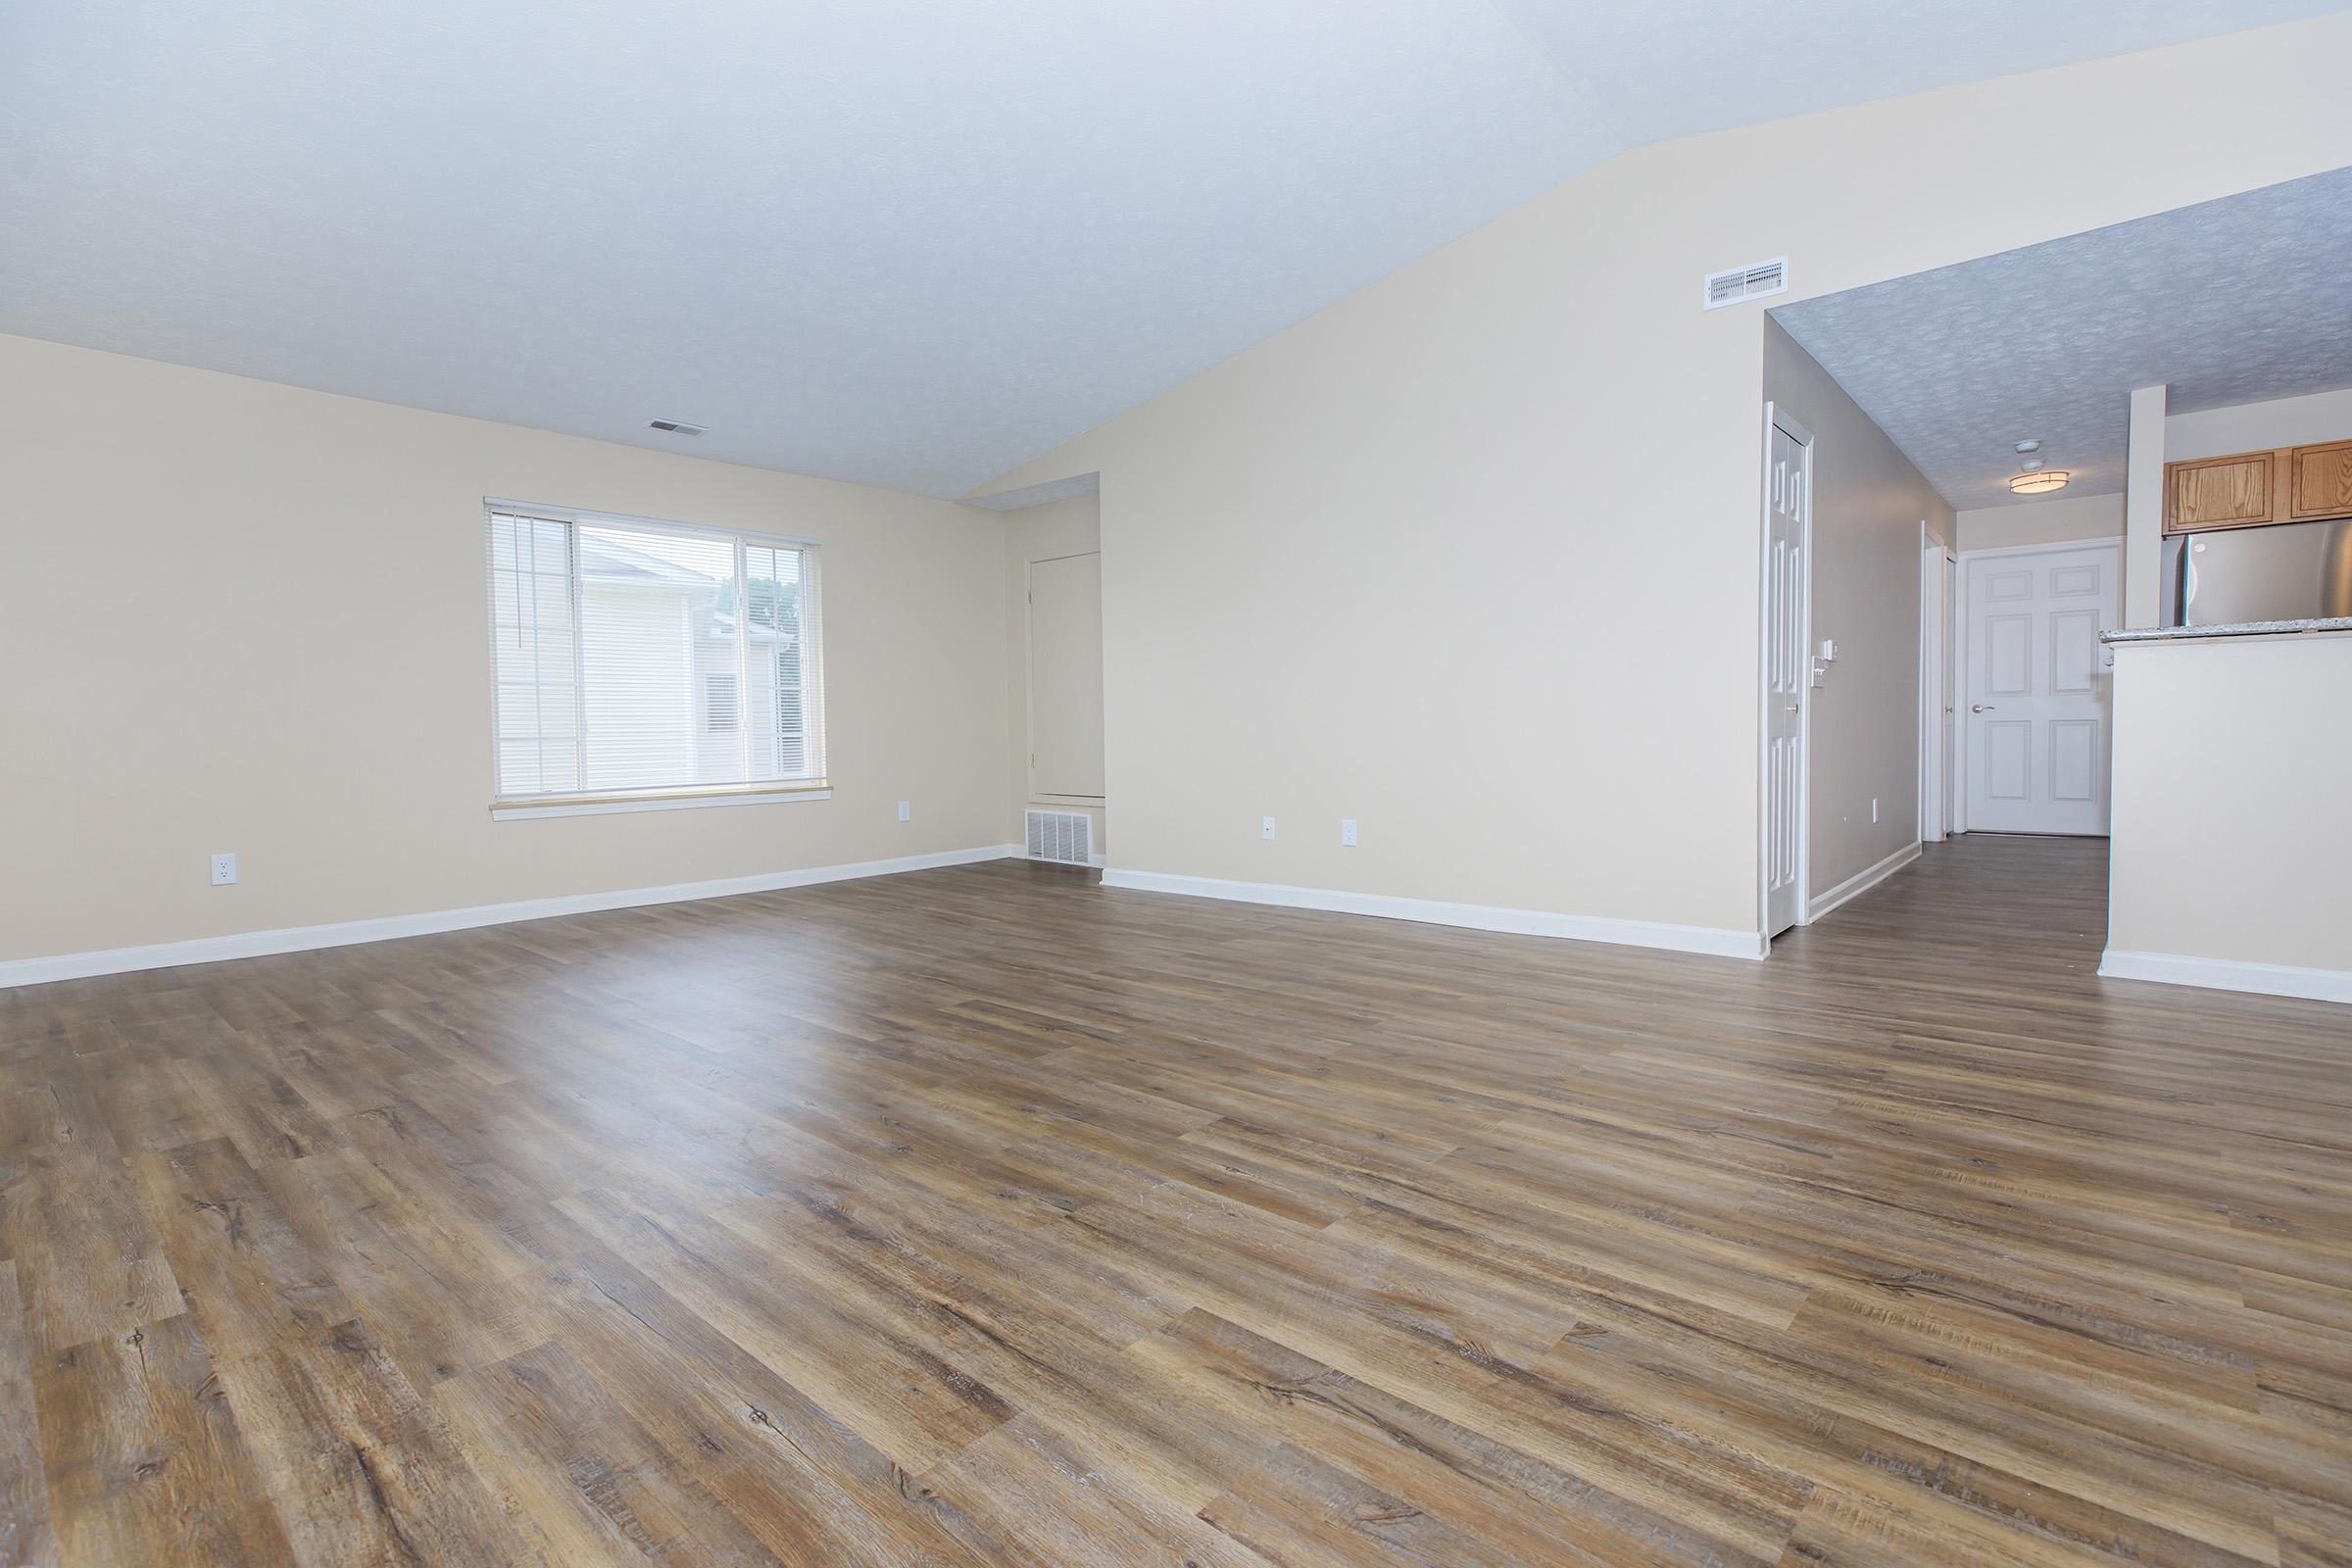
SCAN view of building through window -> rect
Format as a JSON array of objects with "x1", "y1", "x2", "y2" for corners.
[{"x1": 487, "y1": 509, "x2": 822, "y2": 800}]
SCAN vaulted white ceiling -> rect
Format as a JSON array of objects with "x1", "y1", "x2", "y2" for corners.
[{"x1": 3, "y1": 2, "x2": 2339, "y2": 498}]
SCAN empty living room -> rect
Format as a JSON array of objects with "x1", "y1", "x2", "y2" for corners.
[{"x1": 6, "y1": 5, "x2": 2352, "y2": 1565}]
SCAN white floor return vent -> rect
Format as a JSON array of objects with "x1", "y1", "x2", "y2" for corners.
[{"x1": 1025, "y1": 809, "x2": 1093, "y2": 866}]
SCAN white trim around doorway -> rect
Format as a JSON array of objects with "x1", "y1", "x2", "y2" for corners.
[
  {"x1": 1949, "y1": 534, "x2": 2124, "y2": 839},
  {"x1": 1919, "y1": 528, "x2": 1953, "y2": 845},
  {"x1": 1757, "y1": 403, "x2": 1814, "y2": 944}
]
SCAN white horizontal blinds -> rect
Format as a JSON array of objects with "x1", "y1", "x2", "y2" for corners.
[
  {"x1": 743, "y1": 540, "x2": 823, "y2": 783},
  {"x1": 486, "y1": 508, "x2": 823, "y2": 800},
  {"x1": 487, "y1": 514, "x2": 579, "y2": 797}
]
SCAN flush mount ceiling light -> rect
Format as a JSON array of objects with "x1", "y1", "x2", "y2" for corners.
[{"x1": 2009, "y1": 470, "x2": 2071, "y2": 494}]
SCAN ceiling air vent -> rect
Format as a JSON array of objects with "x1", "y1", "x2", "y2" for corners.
[
  {"x1": 1702, "y1": 257, "x2": 1788, "y2": 311},
  {"x1": 649, "y1": 418, "x2": 708, "y2": 436},
  {"x1": 1025, "y1": 808, "x2": 1093, "y2": 867}
]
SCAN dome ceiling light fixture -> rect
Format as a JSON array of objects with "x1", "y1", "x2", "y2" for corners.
[{"x1": 2006, "y1": 439, "x2": 2065, "y2": 493}]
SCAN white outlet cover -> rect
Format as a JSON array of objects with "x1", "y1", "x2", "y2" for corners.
[
  {"x1": 1341, "y1": 818, "x2": 1358, "y2": 847},
  {"x1": 1261, "y1": 816, "x2": 1276, "y2": 840},
  {"x1": 897, "y1": 800, "x2": 911, "y2": 822},
  {"x1": 210, "y1": 853, "x2": 238, "y2": 886}
]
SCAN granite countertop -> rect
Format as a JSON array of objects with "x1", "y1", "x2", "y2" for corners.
[{"x1": 2101, "y1": 615, "x2": 2352, "y2": 644}]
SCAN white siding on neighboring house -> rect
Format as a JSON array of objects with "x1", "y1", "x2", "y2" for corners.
[{"x1": 581, "y1": 579, "x2": 705, "y2": 792}]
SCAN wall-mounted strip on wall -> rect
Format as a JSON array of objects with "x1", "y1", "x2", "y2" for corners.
[{"x1": 0, "y1": 844, "x2": 1027, "y2": 991}]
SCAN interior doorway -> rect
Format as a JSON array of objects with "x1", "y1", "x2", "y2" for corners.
[
  {"x1": 1760, "y1": 407, "x2": 1812, "y2": 939},
  {"x1": 1919, "y1": 535, "x2": 1954, "y2": 843},
  {"x1": 1954, "y1": 538, "x2": 2121, "y2": 835},
  {"x1": 1025, "y1": 550, "x2": 1106, "y2": 803}
]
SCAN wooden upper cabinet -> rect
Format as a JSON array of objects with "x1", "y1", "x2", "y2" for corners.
[
  {"x1": 2289, "y1": 439, "x2": 2352, "y2": 520},
  {"x1": 2165, "y1": 450, "x2": 2274, "y2": 533},
  {"x1": 2163, "y1": 439, "x2": 2352, "y2": 535}
]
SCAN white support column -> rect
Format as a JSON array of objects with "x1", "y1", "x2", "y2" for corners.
[{"x1": 2123, "y1": 384, "x2": 2168, "y2": 628}]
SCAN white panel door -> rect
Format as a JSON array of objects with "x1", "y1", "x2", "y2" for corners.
[
  {"x1": 1763, "y1": 419, "x2": 1809, "y2": 937},
  {"x1": 1027, "y1": 551, "x2": 1105, "y2": 799},
  {"x1": 1963, "y1": 543, "x2": 2118, "y2": 835}
]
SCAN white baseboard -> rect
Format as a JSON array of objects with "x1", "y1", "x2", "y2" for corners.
[
  {"x1": 0, "y1": 844, "x2": 1026, "y2": 992},
  {"x1": 1098, "y1": 868, "x2": 1764, "y2": 960},
  {"x1": 2098, "y1": 949, "x2": 2352, "y2": 1005},
  {"x1": 1805, "y1": 840, "x2": 1922, "y2": 924}
]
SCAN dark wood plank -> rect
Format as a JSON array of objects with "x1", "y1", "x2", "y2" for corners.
[
  {"x1": 32, "y1": 1313, "x2": 293, "y2": 1564},
  {"x1": 0, "y1": 1261, "x2": 57, "y2": 1568}
]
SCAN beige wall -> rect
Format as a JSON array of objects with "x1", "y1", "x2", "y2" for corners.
[
  {"x1": 1002, "y1": 493, "x2": 1106, "y2": 853},
  {"x1": 2166, "y1": 385, "x2": 2352, "y2": 463},
  {"x1": 0, "y1": 334, "x2": 1011, "y2": 965},
  {"x1": 977, "y1": 17, "x2": 2352, "y2": 940},
  {"x1": 1763, "y1": 320, "x2": 1954, "y2": 901},
  {"x1": 1956, "y1": 492, "x2": 2125, "y2": 554},
  {"x1": 2106, "y1": 633, "x2": 2352, "y2": 985}
]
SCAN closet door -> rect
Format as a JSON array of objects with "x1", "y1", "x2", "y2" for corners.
[{"x1": 1027, "y1": 552, "x2": 1105, "y2": 799}]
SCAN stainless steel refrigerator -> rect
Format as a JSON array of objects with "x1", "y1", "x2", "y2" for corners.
[{"x1": 2161, "y1": 516, "x2": 2352, "y2": 626}]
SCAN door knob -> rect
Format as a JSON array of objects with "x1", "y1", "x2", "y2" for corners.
[
  {"x1": 1786, "y1": 705, "x2": 1799, "y2": 712},
  {"x1": 1971, "y1": 704, "x2": 1995, "y2": 712}
]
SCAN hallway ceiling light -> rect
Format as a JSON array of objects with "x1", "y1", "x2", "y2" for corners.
[{"x1": 2009, "y1": 470, "x2": 2071, "y2": 494}]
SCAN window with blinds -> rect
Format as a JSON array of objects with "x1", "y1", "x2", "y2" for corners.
[{"x1": 485, "y1": 505, "x2": 825, "y2": 807}]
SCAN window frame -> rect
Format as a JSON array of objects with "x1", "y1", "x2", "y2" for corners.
[{"x1": 481, "y1": 498, "x2": 829, "y2": 819}]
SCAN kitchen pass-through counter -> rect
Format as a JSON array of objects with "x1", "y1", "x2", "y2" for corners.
[{"x1": 2099, "y1": 621, "x2": 2352, "y2": 1004}]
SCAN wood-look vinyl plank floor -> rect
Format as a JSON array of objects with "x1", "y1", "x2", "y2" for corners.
[{"x1": 2, "y1": 834, "x2": 2348, "y2": 1565}]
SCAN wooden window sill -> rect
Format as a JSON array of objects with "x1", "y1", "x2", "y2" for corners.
[{"x1": 491, "y1": 785, "x2": 832, "y2": 820}]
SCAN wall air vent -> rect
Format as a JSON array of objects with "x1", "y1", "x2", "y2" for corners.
[
  {"x1": 1024, "y1": 808, "x2": 1094, "y2": 867},
  {"x1": 1702, "y1": 257, "x2": 1788, "y2": 311},
  {"x1": 649, "y1": 418, "x2": 708, "y2": 436}
]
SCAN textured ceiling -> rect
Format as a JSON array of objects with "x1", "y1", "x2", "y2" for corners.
[
  {"x1": 3, "y1": 3, "x2": 2343, "y2": 498},
  {"x1": 1771, "y1": 168, "x2": 2352, "y2": 511}
]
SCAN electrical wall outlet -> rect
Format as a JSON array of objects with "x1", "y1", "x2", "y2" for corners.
[
  {"x1": 896, "y1": 800, "x2": 911, "y2": 822},
  {"x1": 1341, "y1": 818, "x2": 1358, "y2": 847},
  {"x1": 210, "y1": 853, "x2": 238, "y2": 886},
  {"x1": 1261, "y1": 816, "x2": 1276, "y2": 841}
]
